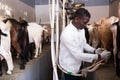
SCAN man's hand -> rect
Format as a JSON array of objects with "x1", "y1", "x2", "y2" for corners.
[
  {"x1": 94, "y1": 48, "x2": 104, "y2": 54},
  {"x1": 100, "y1": 50, "x2": 111, "y2": 60}
]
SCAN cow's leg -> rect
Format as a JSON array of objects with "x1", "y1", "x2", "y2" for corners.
[
  {"x1": 0, "y1": 60, "x2": 2, "y2": 76},
  {"x1": 11, "y1": 40, "x2": 21, "y2": 58},
  {"x1": 0, "y1": 55, "x2": 4, "y2": 76},
  {"x1": 24, "y1": 46, "x2": 29, "y2": 63},
  {"x1": 113, "y1": 47, "x2": 117, "y2": 66},
  {"x1": 20, "y1": 50, "x2": 26, "y2": 69},
  {"x1": 3, "y1": 52, "x2": 14, "y2": 75},
  {"x1": 116, "y1": 23, "x2": 120, "y2": 77},
  {"x1": 116, "y1": 54, "x2": 120, "y2": 77},
  {"x1": 115, "y1": 48, "x2": 120, "y2": 77},
  {"x1": 34, "y1": 43, "x2": 42, "y2": 58},
  {"x1": 34, "y1": 45, "x2": 42, "y2": 58},
  {"x1": 29, "y1": 43, "x2": 35, "y2": 59},
  {"x1": 110, "y1": 25, "x2": 118, "y2": 69},
  {"x1": 34, "y1": 38, "x2": 41, "y2": 58},
  {"x1": 19, "y1": 47, "x2": 29, "y2": 69},
  {"x1": 0, "y1": 51, "x2": 14, "y2": 75},
  {"x1": 17, "y1": 40, "x2": 26, "y2": 69},
  {"x1": 20, "y1": 45, "x2": 30, "y2": 69},
  {"x1": 34, "y1": 46, "x2": 39, "y2": 58},
  {"x1": 40, "y1": 43, "x2": 42, "y2": 53}
]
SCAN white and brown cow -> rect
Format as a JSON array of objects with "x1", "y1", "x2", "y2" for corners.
[{"x1": 87, "y1": 17, "x2": 117, "y2": 50}]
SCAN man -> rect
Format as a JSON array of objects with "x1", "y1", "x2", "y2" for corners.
[{"x1": 59, "y1": 8, "x2": 111, "y2": 80}]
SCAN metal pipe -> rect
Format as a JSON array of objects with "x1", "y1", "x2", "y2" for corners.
[
  {"x1": 62, "y1": 0, "x2": 66, "y2": 30},
  {"x1": 55, "y1": 0, "x2": 59, "y2": 60},
  {"x1": 49, "y1": 0, "x2": 59, "y2": 80}
]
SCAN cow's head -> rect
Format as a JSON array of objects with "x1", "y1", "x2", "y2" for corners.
[
  {"x1": 86, "y1": 22, "x2": 101, "y2": 31},
  {"x1": 97, "y1": 18, "x2": 104, "y2": 24}
]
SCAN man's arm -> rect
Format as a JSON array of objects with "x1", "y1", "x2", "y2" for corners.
[{"x1": 61, "y1": 33, "x2": 98, "y2": 63}]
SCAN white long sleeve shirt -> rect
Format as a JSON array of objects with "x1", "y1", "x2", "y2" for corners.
[{"x1": 59, "y1": 22, "x2": 98, "y2": 73}]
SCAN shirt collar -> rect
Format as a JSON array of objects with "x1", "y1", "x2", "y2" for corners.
[
  {"x1": 69, "y1": 21, "x2": 78, "y2": 30},
  {"x1": 69, "y1": 21, "x2": 83, "y2": 31}
]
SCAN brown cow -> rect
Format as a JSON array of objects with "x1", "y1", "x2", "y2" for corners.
[
  {"x1": 87, "y1": 16, "x2": 120, "y2": 76},
  {"x1": 87, "y1": 16, "x2": 118, "y2": 51}
]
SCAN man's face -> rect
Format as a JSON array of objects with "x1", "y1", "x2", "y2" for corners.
[{"x1": 75, "y1": 16, "x2": 90, "y2": 29}]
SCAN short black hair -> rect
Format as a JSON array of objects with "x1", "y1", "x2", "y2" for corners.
[{"x1": 71, "y1": 8, "x2": 91, "y2": 19}]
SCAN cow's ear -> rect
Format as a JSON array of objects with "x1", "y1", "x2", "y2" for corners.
[
  {"x1": 6, "y1": 20, "x2": 11, "y2": 28},
  {"x1": 97, "y1": 18, "x2": 105, "y2": 25},
  {"x1": 100, "y1": 19, "x2": 105, "y2": 24}
]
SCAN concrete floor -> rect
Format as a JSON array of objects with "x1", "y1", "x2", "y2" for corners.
[{"x1": 0, "y1": 44, "x2": 50, "y2": 80}]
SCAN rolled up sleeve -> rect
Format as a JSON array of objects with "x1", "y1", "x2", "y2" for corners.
[{"x1": 84, "y1": 43, "x2": 95, "y2": 53}]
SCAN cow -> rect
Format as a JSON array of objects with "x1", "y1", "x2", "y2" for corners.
[
  {"x1": 111, "y1": 20, "x2": 120, "y2": 77},
  {"x1": 0, "y1": 19, "x2": 14, "y2": 76},
  {"x1": 87, "y1": 17, "x2": 116, "y2": 50},
  {"x1": 87, "y1": 16, "x2": 120, "y2": 77},
  {"x1": 42, "y1": 24, "x2": 51, "y2": 44},
  {"x1": 3, "y1": 18, "x2": 30, "y2": 70},
  {"x1": 27, "y1": 23, "x2": 48, "y2": 58}
]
